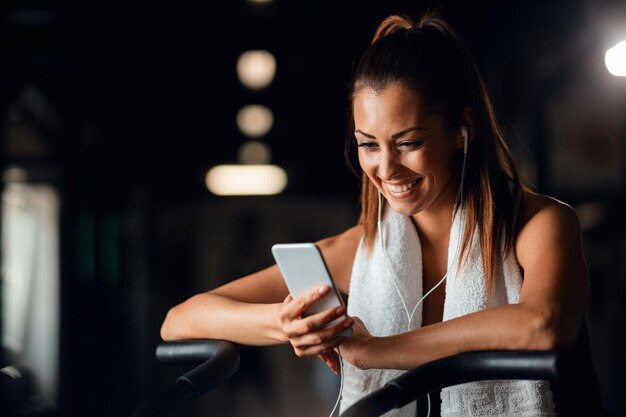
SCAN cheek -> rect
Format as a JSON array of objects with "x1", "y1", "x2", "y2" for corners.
[
  {"x1": 413, "y1": 148, "x2": 451, "y2": 173},
  {"x1": 402, "y1": 152, "x2": 430, "y2": 173},
  {"x1": 357, "y1": 152, "x2": 374, "y2": 174}
]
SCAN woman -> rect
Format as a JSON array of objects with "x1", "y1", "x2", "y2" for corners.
[{"x1": 161, "y1": 12, "x2": 604, "y2": 417}]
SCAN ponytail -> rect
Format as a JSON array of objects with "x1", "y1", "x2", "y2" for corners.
[{"x1": 371, "y1": 15, "x2": 416, "y2": 44}]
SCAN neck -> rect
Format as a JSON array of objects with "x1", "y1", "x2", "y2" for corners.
[
  {"x1": 410, "y1": 205, "x2": 455, "y2": 247},
  {"x1": 410, "y1": 175, "x2": 461, "y2": 246}
]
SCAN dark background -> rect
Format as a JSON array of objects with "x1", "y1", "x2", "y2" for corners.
[{"x1": 1, "y1": 0, "x2": 625, "y2": 416}]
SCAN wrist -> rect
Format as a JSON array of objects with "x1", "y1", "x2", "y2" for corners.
[
  {"x1": 345, "y1": 334, "x2": 381, "y2": 370},
  {"x1": 358, "y1": 335, "x2": 383, "y2": 369},
  {"x1": 267, "y1": 303, "x2": 289, "y2": 344}
]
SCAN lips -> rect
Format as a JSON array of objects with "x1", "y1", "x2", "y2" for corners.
[{"x1": 383, "y1": 178, "x2": 421, "y2": 195}]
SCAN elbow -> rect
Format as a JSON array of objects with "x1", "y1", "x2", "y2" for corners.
[
  {"x1": 525, "y1": 309, "x2": 579, "y2": 351},
  {"x1": 160, "y1": 306, "x2": 181, "y2": 341}
]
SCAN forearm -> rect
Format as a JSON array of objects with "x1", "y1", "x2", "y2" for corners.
[
  {"x1": 355, "y1": 303, "x2": 573, "y2": 370},
  {"x1": 160, "y1": 292, "x2": 287, "y2": 346}
]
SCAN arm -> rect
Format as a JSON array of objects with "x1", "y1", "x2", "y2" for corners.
[
  {"x1": 341, "y1": 197, "x2": 589, "y2": 370},
  {"x1": 160, "y1": 264, "x2": 290, "y2": 345},
  {"x1": 160, "y1": 225, "x2": 362, "y2": 349}
]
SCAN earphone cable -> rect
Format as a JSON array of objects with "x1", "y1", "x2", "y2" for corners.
[
  {"x1": 376, "y1": 146, "x2": 467, "y2": 417},
  {"x1": 330, "y1": 138, "x2": 468, "y2": 417},
  {"x1": 377, "y1": 148, "x2": 467, "y2": 331},
  {"x1": 328, "y1": 347, "x2": 345, "y2": 417}
]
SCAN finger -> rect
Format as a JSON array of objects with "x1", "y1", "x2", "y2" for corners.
[
  {"x1": 294, "y1": 335, "x2": 346, "y2": 357},
  {"x1": 288, "y1": 305, "x2": 348, "y2": 336},
  {"x1": 291, "y1": 315, "x2": 353, "y2": 346},
  {"x1": 279, "y1": 286, "x2": 332, "y2": 333},
  {"x1": 324, "y1": 350, "x2": 341, "y2": 375},
  {"x1": 318, "y1": 351, "x2": 331, "y2": 367},
  {"x1": 288, "y1": 285, "x2": 331, "y2": 317},
  {"x1": 318, "y1": 352, "x2": 340, "y2": 376},
  {"x1": 351, "y1": 316, "x2": 365, "y2": 326}
]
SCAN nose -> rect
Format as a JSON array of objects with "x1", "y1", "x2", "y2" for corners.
[{"x1": 377, "y1": 148, "x2": 399, "y2": 181}]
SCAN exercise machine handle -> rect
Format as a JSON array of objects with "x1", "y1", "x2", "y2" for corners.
[
  {"x1": 132, "y1": 340, "x2": 240, "y2": 417},
  {"x1": 342, "y1": 349, "x2": 560, "y2": 417}
]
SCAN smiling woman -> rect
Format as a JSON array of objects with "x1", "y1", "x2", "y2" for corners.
[
  {"x1": 353, "y1": 83, "x2": 463, "y2": 219},
  {"x1": 161, "y1": 10, "x2": 606, "y2": 417}
]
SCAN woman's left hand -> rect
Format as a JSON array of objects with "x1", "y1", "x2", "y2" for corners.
[{"x1": 335, "y1": 316, "x2": 375, "y2": 370}]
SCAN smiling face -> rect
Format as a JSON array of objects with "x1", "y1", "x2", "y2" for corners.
[{"x1": 353, "y1": 82, "x2": 463, "y2": 217}]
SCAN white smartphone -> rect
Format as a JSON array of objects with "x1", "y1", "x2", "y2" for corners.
[{"x1": 271, "y1": 243, "x2": 352, "y2": 337}]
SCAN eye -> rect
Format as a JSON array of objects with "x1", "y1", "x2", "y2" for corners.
[
  {"x1": 357, "y1": 142, "x2": 378, "y2": 151},
  {"x1": 399, "y1": 140, "x2": 424, "y2": 149}
]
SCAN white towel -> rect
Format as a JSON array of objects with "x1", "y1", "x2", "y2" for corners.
[{"x1": 339, "y1": 206, "x2": 556, "y2": 417}]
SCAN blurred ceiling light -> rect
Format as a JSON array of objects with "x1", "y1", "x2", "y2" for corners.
[
  {"x1": 206, "y1": 164, "x2": 287, "y2": 196},
  {"x1": 237, "y1": 50, "x2": 276, "y2": 90},
  {"x1": 247, "y1": 0, "x2": 273, "y2": 3},
  {"x1": 605, "y1": 40, "x2": 626, "y2": 76},
  {"x1": 237, "y1": 105, "x2": 274, "y2": 137},
  {"x1": 238, "y1": 141, "x2": 272, "y2": 164}
]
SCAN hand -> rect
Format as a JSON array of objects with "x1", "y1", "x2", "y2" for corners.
[
  {"x1": 335, "y1": 316, "x2": 374, "y2": 370},
  {"x1": 318, "y1": 349, "x2": 341, "y2": 375},
  {"x1": 277, "y1": 285, "x2": 354, "y2": 358}
]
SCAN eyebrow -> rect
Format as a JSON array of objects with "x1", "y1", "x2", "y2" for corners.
[{"x1": 354, "y1": 127, "x2": 425, "y2": 139}]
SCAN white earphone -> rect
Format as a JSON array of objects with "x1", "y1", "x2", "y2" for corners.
[{"x1": 461, "y1": 126, "x2": 468, "y2": 155}]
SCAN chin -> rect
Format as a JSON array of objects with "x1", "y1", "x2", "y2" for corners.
[{"x1": 385, "y1": 201, "x2": 422, "y2": 217}]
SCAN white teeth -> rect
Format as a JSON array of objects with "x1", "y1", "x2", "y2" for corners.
[{"x1": 385, "y1": 179, "x2": 418, "y2": 194}]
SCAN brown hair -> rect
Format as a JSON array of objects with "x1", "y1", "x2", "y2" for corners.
[{"x1": 344, "y1": 12, "x2": 530, "y2": 285}]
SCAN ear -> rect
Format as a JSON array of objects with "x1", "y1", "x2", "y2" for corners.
[
  {"x1": 456, "y1": 107, "x2": 476, "y2": 152},
  {"x1": 456, "y1": 108, "x2": 475, "y2": 150}
]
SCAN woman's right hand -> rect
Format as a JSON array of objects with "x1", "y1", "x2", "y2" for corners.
[{"x1": 277, "y1": 285, "x2": 354, "y2": 359}]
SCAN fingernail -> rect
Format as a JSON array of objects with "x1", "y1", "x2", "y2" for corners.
[
  {"x1": 318, "y1": 285, "x2": 329, "y2": 294},
  {"x1": 345, "y1": 318, "x2": 354, "y2": 327},
  {"x1": 336, "y1": 306, "x2": 346, "y2": 315}
]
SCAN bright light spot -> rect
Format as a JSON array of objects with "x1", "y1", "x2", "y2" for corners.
[
  {"x1": 206, "y1": 164, "x2": 287, "y2": 196},
  {"x1": 1, "y1": 366, "x2": 22, "y2": 379},
  {"x1": 605, "y1": 40, "x2": 626, "y2": 76},
  {"x1": 237, "y1": 50, "x2": 276, "y2": 90},
  {"x1": 237, "y1": 105, "x2": 274, "y2": 137},
  {"x1": 247, "y1": 0, "x2": 273, "y2": 3},
  {"x1": 238, "y1": 141, "x2": 272, "y2": 164}
]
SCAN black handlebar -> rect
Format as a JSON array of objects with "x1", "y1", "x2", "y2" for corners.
[
  {"x1": 155, "y1": 339, "x2": 239, "y2": 366},
  {"x1": 133, "y1": 340, "x2": 560, "y2": 417},
  {"x1": 132, "y1": 340, "x2": 240, "y2": 417},
  {"x1": 341, "y1": 350, "x2": 560, "y2": 417}
]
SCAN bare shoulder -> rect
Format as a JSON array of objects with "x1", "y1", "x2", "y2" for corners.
[
  {"x1": 518, "y1": 193, "x2": 581, "y2": 237},
  {"x1": 316, "y1": 225, "x2": 363, "y2": 295},
  {"x1": 516, "y1": 192, "x2": 583, "y2": 265}
]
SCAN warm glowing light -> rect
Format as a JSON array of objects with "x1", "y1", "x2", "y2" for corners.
[
  {"x1": 206, "y1": 164, "x2": 287, "y2": 196},
  {"x1": 237, "y1": 50, "x2": 276, "y2": 90},
  {"x1": 237, "y1": 105, "x2": 274, "y2": 137},
  {"x1": 247, "y1": 0, "x2": 273, "y2": 3},
  {"x1": 605, "y1": 40, "x2": 626, "y2": 76},
  {"x1": 238, "y1": 141, "x2": 272, "y2": 164}
]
